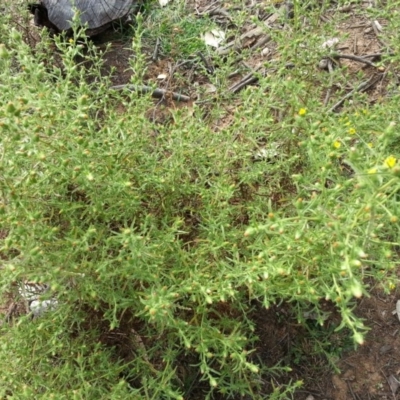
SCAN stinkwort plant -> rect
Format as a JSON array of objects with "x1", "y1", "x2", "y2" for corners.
[
  {"x1": 244, "y1": 108, "x2": 400, "y2": 344},
  {"x1": 0, "y1": 14, "x2": 288, "y2": 400},
  {"x1": 0, "y1": 1, "x2": 399, "y2": 399}
]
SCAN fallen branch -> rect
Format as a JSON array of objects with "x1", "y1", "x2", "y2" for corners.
[
  {"x1": 198, "y1": 52, "x2": 215, "y2": 74},
  {"x1": 152, "y1": 37, "x2": 161, "y2": 62},
  {"x1": 228, "y1": 64, "x2": 264, "y2": 93},
  {"x1": 332, "y1": 53, "x2": 377, "y2": 68},
  {"x1": 208, "y1": 7, "x2": 233, "y2": 22},
  {"x1": 229, "y1": 76, "x2": 259, "y2": 93},
  {"x1": 110, "y1": 84, "x2": 191, "y2": 102},
  {"x1": 329, "y1": 74, "x2": 382, "y2": 112},
  {"x1": 362, "y1": 52, "x2": 394, "y2": 59},
  {"x1": 217, "y1": 25, "x2": 272, "y2": 56},
  {"x1": 228, "y1": 62, "x2": 295, "y2": 93},
  {"x1": 3, "y1": 302, "x2": 17, "y2": 323}
]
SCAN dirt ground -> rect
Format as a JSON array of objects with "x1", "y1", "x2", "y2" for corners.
[
  {"x1": 10, "y1": 0, "x2": 400, "y2": 398},
  {"x1": 252, "y1": 285, "x2": 400, "y2": 400}
]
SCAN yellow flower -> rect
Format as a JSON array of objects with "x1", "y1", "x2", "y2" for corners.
[
  {"x1": 348, "y1": 128, "x2": 356, "y2": 135},
  {"x1": 69, "y1": 38, "x2": 74, "y2": 44},
  {"x1": 333, "y1": 141, "x2": 341, "y2": 149},
  {"x1": 384, "y1": 155, "x2": 397, "y2": 168},
  {"x1": 368, "y1": 168, "x2": 377, "y2": 174},
  {"x1": 367, "y1": 142, "x2": 373, "y2": 148},
  {"x1": 298, "y1": 108, "x2": 307, "y2": 116}
]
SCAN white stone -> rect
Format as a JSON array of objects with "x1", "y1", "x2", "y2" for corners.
[{"x1": 30, "y1": 299, "x2": 59, "y2": 317}]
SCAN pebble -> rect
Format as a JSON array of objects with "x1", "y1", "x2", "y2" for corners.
[{"x1": 318, "y1": 58, "x2": 329, "y2": 70}]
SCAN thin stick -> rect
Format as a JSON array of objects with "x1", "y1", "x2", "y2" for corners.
[
  {"x1": 332, "y1": 53, "x2": 376, "y2": 67},
  {"x1": 252, "y1": 34, "x2": 272, "y2": 50},
  {"x1": 110, "y1": 84, "x2": 191, "y2": 102},
  {"x1": 228, "y1": 64, "x2": 264, "y2": 93},
  {"x1": 229, "y1": 62, "x2": 295, "y2": 93},
  {"x1": 329, "y1": 75, "x2": 381, "y2": 112},
  {"x1": 197, "y1": 52, "x2": 214, "y2": 74},
  {"x1": 380, "y1": 367, "x2": 397, "y2": 400},
  {"x1": 371, "y1": 21, "x2": 391, "y2": 49},
  {"x1": 208, "y1": 7, "x2": 233, "y2": 21},
  {"x1": 4, "y1": 302, "x2": 17, "y2": 323},
  {"x1": 152, "y1": 38, "x2": 161, "y2": 61},
  {"x1": 345, "y1": 380, "x2": 360, "y2": 400},
  {"x1": 229, "y1": 76, "x2": 259, "y2": 93},
  {"x1": 362, "y1": 52, "x2": 394, "y2": 58},
  {"x1": 323, "y1": 87, "x2": 332, "y2": 107}
]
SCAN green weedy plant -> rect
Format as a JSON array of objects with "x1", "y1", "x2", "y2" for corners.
[
  {"x1": 0, "y1": 11, "x2": 292, "y2": 400},
  {"x1": 0, "y1": 1, "x2": 399, "y2": 399},
  {"x1": 244, "y1": 108, "x2": 400, "y2": 342}
]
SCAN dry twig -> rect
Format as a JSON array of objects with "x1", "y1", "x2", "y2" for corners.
[
  {"x1": 110, "y1": 84, "x2": 191, "y2": 102},
  {"x1": 329, "y1": 74, "x2": 382, "y2": 112},
  {"x1": 332, "y1": 53, "x2": 377, "y2": 68},
  {"x1": 228, "y1": 64, "x2": 264, "y2": 93},
  {"x1": 152, "y1": 37, "x2": 161, "y2": 62}
]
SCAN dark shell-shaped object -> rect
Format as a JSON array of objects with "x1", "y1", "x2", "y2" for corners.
[{"x1": 29, "y1": 0, "x2": 135, "y2": 35}]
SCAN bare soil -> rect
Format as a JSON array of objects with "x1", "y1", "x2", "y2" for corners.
[
  {"x1": 251, "y1": 286, "x2": 400, "y2": 400},
  {"x1": 331, "y1": 289, "x2": 400, "y2": 400}
]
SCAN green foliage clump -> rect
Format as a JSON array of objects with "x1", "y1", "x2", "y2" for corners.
[{"x1": 0, "y1": 2, "x2": 399, "y2": 399}]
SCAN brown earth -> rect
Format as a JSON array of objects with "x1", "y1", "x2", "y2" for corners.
[{"x1": 252, "y1": 286, "x2": 400, "y2": 400}]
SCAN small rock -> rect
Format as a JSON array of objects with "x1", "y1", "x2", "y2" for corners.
[
  {"x1": 319, "y1": 58, "x2": 329, "y2": 70},
  {"x1": 373, "y1": 20, "x2": 383, "y2": 32},
  {"x1": 379, "y1": 344, "x2": 392, "y2": 355},
  {"x1": 203, "y1": 30, "x2": 225, "y2": 48},
  {"x1": 261, "y1": 47, "x2": 270, "y2": 57},
  {"x1": 253, "y1": 142, "x2": 281, "y2": 161},
  {"x1": 202, "y1": 83, "x2": 217, "y2": 94},
  {"x1": 338, "y1": 5, "x2": 353, "y2": 12},
  {"x1": 30, "y1": 299, "x2": 58, "y2": 317},
  {"x1": 321, "y1": 38, "x2": 339, "y2": 49}
]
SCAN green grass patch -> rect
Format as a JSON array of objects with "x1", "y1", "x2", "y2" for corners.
[{"x1": 0, "y1": 1, "x2": 399, "y2": 399}]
